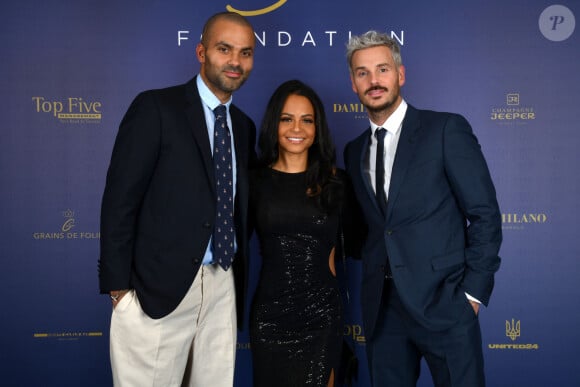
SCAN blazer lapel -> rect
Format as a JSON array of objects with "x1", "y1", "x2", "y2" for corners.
[
  {"x1": 352, "y1": 130, "x2": 383, "y2": 217},
  {"x1": 386, "y1": 105, "x2": 422, "y2": 222},
  {"x1": 184, "y1": 78, "x2": 216, "y2": 195}
]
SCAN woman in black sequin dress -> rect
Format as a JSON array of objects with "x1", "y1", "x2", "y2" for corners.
[{"x1": 249, "y1": 80, "x2": 351, "y2": 387}]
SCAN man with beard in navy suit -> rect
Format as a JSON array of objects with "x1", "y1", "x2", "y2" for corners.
[{"x1": 343, "y1": 30, "x2": 502, "y2": 387}]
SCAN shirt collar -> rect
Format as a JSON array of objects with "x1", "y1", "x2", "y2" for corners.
[
  {"x1": 370, "y1": 99, "x2": 408, "y2": 136},
  {"x1": 196, "y1": 75, "x2": 232, "y2": 111}
]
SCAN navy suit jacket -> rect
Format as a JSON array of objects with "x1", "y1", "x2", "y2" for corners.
[
  {"x1": 344, "y1": 104, "x2": 501, "y2": 339},
  {"x1": 99, "y1": 77, "x2": 256, "y2": 326}
]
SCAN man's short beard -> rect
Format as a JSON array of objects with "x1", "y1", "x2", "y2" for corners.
[
  {"x1": 365, "y1": 99, "x2": 394, "y2": 114},
  {"x1": 218, "y1": 76, "x2": 248, "y2": 93},
  {"x1": 203, "y1": 58, "x2": 250, "y2": 94}
]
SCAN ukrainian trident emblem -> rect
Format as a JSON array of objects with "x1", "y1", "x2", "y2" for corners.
[{"x1": 505, "y1": 319, "x2": 520, "y2": 341}]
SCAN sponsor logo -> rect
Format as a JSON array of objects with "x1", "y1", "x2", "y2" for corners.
[
  {"x1": 226, "y1": 0, "x2": 287, "y2": 16},
  {"x1": 177, "y1": 2, "x2": 404, "y2": 48},
  {"x1": 488, "y1": 318, "x2": 540, "y2": 350},
  {"x1": 490, "y1": 93, "x2": 535, "y2": 125},
  {"x1": 32, "y1": 96, "x2": 102, "y2": 124},
  {"x1": 236, "y1": 342, "x2": 251, "y2": 350},
  {"x1": 539, "y1": 5, "x2": 575, "y2": 42},
  {"x1": 33, "y1": 331, "x2": 103, "y2": 341},
  {"x1": 344, "y1": 324, "x2": 365, "y2": 344},
  {"x1": 32, "y1": 209, "x2": 100, "y2": 240},
  {"x1": 502, "y1": 212, "x2": 548, "y2": 231},
  {"x1": 506, "y1": 318, "x2": 520, "y2": 341},
  {"x1": 332, "y1": 102, "x2": 368, "y2": 120},
  {"x1": 178, "y1": 28, "x2": 404, "y2": 48}
]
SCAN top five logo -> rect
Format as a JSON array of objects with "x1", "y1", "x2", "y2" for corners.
[{"x1": 32, "y1": 96, "x2": 102, "y2": 124}]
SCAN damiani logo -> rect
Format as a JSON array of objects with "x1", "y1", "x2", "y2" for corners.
[
  {"x1": 332, "y1": 101, "x2": 368, "y2": 120},
  {"x1": 226, "y1": 0, "x2": 287, "y2": 16}
]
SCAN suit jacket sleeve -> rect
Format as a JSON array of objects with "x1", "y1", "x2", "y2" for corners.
[
  {"x1": 99, "y1": 91, "x2": 161, "y2": 293},
  {"x1": 443, "y1": 114, "x2": 502, "y2": 305}
]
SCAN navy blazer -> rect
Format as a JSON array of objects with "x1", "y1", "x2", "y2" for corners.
[
  {"x1": 99, "y1": 77, "x2": 256, "y2": 326},
  {"x1": 344, "y1": 104, "x2": 501, "y2": 339}
]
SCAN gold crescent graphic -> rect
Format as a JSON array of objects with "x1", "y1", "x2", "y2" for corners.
[{"x1": 226, "y1": 0, "x2": 287, "y2": 16}]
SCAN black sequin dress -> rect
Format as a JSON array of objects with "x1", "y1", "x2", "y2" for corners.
[{"x1": 249, "y1": 167, "x2": 342, "y2": 387}]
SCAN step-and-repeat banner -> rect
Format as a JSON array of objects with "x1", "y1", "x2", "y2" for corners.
[{"x1": 2, "y1": 1, "x2": 578, "y2": 386}]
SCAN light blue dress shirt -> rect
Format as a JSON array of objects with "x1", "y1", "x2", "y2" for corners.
[{"x1": 197, "y1": 76, "x2": 238, "y2": 265}]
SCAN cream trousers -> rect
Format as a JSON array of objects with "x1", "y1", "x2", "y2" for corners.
[{"x1": 109, "y1": 265, "x2": 236, "y2": 387}]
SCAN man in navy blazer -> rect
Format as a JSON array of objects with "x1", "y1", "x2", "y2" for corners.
[
  {"x1": 99, "y1": 12, "x2": 256, "y2": 386},
  {"x1": 343, "y1": 31, "x2": 502, "y2": 386}
]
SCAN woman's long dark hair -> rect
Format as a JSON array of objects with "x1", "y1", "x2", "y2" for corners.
[{"x1": 257, "y1": 79, "x2": 342, "y2": 212}]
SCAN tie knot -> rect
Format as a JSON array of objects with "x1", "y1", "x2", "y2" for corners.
[
  {"x1": 214, "y1": 105, "x2": 227, "y2": 119},
  {"x1": 375, "y1": 127, "x2": 387, "y2": 141}
]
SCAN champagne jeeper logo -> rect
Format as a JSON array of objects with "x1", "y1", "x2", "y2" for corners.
[
  {"x1": 502, "y1": 212, "x2": 548, "y2": 230},
  {"x1": 488, "y1": 318, "x2": 539, "y2": 350},
  {"x1": 32, "y1": 209, "x2": 100, "y2": 240},
  {"x1": 490, "y1": 93, "x2": 535, "y2": 125},
  {"x1": 32, "y1": 96, "x2": 102, "y2": 124}
]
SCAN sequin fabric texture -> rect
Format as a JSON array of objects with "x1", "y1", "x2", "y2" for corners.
[{"x1": 249, "y1": 167, "x2": 342, "y2": 387}]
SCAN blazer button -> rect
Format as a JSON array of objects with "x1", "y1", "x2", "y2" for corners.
[
  {"x1": 386, "y1": 230, "x2": 393, "y2": 235},
  {"x1": 203, "y1": 221, "x2": 211, "y2": 228},
  {"x1": 193, "y1": 257, "x2": 200, "y2": 264}
]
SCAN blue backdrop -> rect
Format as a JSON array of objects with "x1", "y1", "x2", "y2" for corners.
[{"x1": 2, "y1": 1, "x2": 579, "y2": 386}]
